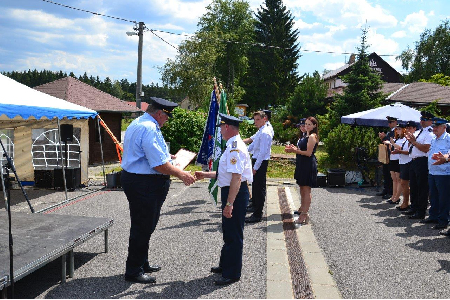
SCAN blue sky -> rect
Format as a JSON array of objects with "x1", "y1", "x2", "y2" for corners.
[{"x1": 0, "y1": 0, "x2": 448, "y2": 87}]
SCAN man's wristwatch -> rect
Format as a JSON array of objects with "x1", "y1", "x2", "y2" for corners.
[{"x1": 226, "y1": 201, "x2": 233, "y2": 207}]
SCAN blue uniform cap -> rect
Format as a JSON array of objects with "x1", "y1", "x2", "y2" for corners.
[
  {"x1": 217, "y1": 113, "x2": 242, "y2": 127},
  {"x1": 396, "y1": 122, "x2": 406, "y2": 128},
  {"x1": 150, "y1": 97, "x2": 178, "y2": 117},
  {"x1": 405, "y1": 120, "x2": 417, "y2": 128},
  {"x1": 263, "y1": 109, "x2": 272, "y2": 120},
  {"x1": 432, "y1": 117, "x2": 448, "y2": 126},
  {"x1": 420, "y1": 111, "x2": 435, "y2": 121},
  {"x1": 296, "y1": 118, "x2": 306, "y2": 127}
]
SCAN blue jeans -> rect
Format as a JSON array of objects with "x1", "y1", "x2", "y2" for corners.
[{"x1": 428, "y1": 174, "x2": 450, "y2": 225}]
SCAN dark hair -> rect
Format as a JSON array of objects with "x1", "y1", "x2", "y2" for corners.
[
  {"x1": 307, "y1": 116, "x2": 319, "y2": 142},
  {"x1": 253, "y1": 111, "x2": 266, "y2": 119}
]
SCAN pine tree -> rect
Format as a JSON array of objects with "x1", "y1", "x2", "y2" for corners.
[
  {"x1": 329, "y1": 28, "x2": 383, "y2": 127},
  {"x1": 243, "y1": 0, "x2": 300, "y2": 109}
]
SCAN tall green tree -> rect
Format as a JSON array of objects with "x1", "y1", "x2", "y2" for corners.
[
  {"x1": 161, "y1": 0, "x2": 254, "y2": 108},
  {"x1": 329, "y1": 28, "x2": 384, "y2": 128},
  {"x1": 243, "y1": 0, "x2": 300, "y2": 109},
  {"x1": 198, "y1": 0, "x2": 254, "y2": 94},
  {"x1": 288, "y1": 71, "x2": 328, "y2": 118},
  {"x1": 397, "y1": 20, "x2": 450, "y2": 82}
]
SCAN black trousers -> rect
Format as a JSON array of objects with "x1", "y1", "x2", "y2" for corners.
[
  {"x1": 382, "y1": 163, "x2": 393, "y2": 194},
  {"x1": 409, "y1": 157, "x2": 429, "y2": 215},
  {"x1": 121, "y1": 170, "x2": 171, "y2": 277},
  {"x1": 219, "y1": 182, "x2": 249, "y2": 280},
  {"x1": 252, "y1": 159, "x2": 269, "y2": 218}
]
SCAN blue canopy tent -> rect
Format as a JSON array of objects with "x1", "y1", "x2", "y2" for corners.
[
  {"x1": 0, "y1": 74, "x2": 98, "y2": 206},
  {"x1": 341, "y1": 102, "x2": 421, "y2": 127}
]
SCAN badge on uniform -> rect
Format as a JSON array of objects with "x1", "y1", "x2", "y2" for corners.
[
  {"x1": 230, "y1": 157, "x2": 237, "y2": 165},
  {"x1": 232, "y1": 141, "x2": 237, "y2": 148}
]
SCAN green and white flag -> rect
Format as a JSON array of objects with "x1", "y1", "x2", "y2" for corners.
[{"x1": 208, "y1": 90, "x2": 228, "y2": 203}]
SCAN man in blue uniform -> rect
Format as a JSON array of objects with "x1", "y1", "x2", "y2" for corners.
[
  {"x1": 195, "y1": 113, "x2": 253, "y2": 286},
  {"x1": 425, "y1": 117, "x2": 450, "y2": 229},
  {"x1": 121, "y1": 97, "x2": 196, "y2": 284},
  {"x1": 377, "y1": 116, "x2": 397, "y2": 199},
  {"x1": 403, "y1": 111, "x2": 435, "y2": 220}
]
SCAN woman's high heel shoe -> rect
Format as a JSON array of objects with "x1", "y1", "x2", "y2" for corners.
[{"x1": 295, "y1": 212, "x2": 309, "y2": 225}]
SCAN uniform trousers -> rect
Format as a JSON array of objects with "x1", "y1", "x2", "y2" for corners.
[
  {"x1": 252, "y1": 159, "x2": 268, "y2": 219},
  {"x1": 219, "y1": 182, "x2": 249, "y2": 280},
  {"x1": 428, "y1": 174, "x2": 450, "y2": 225},
  {"x1": 409, "y1": 157, "x2": 429, "y2": 216},
  {"x1": 382, "y1": 163, "x2": 393, "y2": 195},
  {"x1": 121, "y1": 170, "x2": 171, "y2": 277}
]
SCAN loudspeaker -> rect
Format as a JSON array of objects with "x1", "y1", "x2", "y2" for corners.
[
  {"x1": 60, "y1": 124, "x2": 73, "y2": 142},
  {"x1": 54, "y1": 168, "x2": 81, "y2": 190},
  {"x1": 34, "y1": 170, "x2": 54, "y2": 188}
]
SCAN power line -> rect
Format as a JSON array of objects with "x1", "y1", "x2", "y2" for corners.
[
  {"x1": 42, "y1": 0, "x2": 136, "y2": 23},
  {"x1": 42, "y1": 0, "x2": 400, "y2": 57}
]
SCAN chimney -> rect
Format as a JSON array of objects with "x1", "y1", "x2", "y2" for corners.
[{"x1": 348, "y1": 54, "x2": 356, "y2": 64}]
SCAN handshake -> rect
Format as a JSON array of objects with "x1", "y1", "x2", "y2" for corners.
[{"x1": 177, "y1": 170, "x2": 216, "y2": 186}]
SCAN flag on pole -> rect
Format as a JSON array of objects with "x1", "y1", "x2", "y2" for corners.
[
  {"x1": 208, "y1": 89, "x2": 228, "y2": 203},
  {"x1": 196, "y1": 90, "x2": 219, "y2": 166}
]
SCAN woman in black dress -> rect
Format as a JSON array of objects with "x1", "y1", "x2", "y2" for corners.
[{"x1": 284, "y1": 117, "x2": 319, "y2": 224}]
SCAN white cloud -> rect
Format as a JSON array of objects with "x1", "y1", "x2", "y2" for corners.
[
  {"x1": 391, "y1": 30, "x2": 407, "y2": 38},
  {"x1": 284, "y1": 0, "x2": 397, "y2": 28},
  {"x1": 147, "y1": 0, "x2": 209, "y2": 24},
  {"x1": 400, "y1": 10, "x2": 428, "y2": 33},
  {"x1": 323, "y1": 62, "x2": 347, "y2": 71},
  {"x1": 366, "y1": 28, "x2": 399, "y2": 55},
  {"x1": 7, "y1": 9, "x2": 75, "y2": 28}
]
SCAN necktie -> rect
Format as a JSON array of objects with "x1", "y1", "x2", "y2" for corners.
[{"x1": 409, "y1": 129, "x2": 423, "y2": 154}]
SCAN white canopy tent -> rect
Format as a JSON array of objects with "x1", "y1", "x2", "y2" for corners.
[
  {"x1": 341, "y1": 102, "x2": 421, "y2": 127},
  {"x1": 0, "y1": 74, "x2": 98, "y2": 210}
]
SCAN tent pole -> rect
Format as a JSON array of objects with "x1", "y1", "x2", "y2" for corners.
[
  {"x1": 96, "y1": 116, "x2": 106, "y2": 187},
  {"x1": 57, "y1": 119, "x2": 68, "y2": 201}
]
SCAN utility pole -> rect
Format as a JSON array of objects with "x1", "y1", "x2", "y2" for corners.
[{"x1": 135, "y1": 22, "x2": 144, "y2": 109}]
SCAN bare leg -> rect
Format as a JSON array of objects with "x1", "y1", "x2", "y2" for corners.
[
  {"x1": 392, "y1": 171, "x2": 401, "y2": 201},
  {"x1": 296, "y1": 185, "x2": 311, "y2": 223},
  {"x1": 400, "y1": 179, "x2": 410, "y2": 208}
]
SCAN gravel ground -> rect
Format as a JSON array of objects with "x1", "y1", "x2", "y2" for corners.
[
  {"x1": 309, "y1": 185, "x2": 450, "y2": 299},
  {"x1": 9, "y1": 181, "x2": 266, "y2": 299}
]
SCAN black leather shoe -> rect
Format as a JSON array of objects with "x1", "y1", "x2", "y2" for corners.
[
  {"x1": 214, "y1": 277, "x2": 240, "y2": 286},
  {"x1": 440, "y1": 229, "x2": 450, "y2": 236},
  {"x1": 245, "y1": 215, "x2": 261, "y2": 223},
  {"x1": 211, "y1": 266, "x2": 223, "y2": 273},
  {"x1": 143, "y1": 264, "x2": 161, "y2": 273},
  {"x1": 246, "y1": 206, "x2": 255, "y2": 213},
  {"x1": 402, "y1": 210, "x2": 416, "y2": 216},
  {"x1": 293, "y1": 210, "x2": 300, "y2": 215},
  {"x1": 409, "y1": 213, "x2": 425, "y2": 220},
  {"x1": 382, "y1": 194, "x2": 392, "y2": 199},
  {"x1": 420, "y1": 218, "x2": 438, "y2": 224},
  {"x1": 433, "y1": 224, "x2": 448, "y2": 230},
  {"x1": 396, "y1": 206, "x2": 410, "y2": 211},
  {"x1": 125, "y1": 274, "x2": 156, "y2": 284},
  {"x1": 387, "y1": 199, "x2": 400, "y2": 204}
]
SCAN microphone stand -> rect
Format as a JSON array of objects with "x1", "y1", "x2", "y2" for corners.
[{"x1": 0, "y1": 138, "x2": 35, "y2": 298}]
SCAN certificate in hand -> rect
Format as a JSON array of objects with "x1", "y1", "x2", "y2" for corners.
[{"x1": 172, "y1": 149, "x2": 197, "y2": 170}]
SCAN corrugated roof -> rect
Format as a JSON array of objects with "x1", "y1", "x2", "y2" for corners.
[
  {"x1": 386, "y1": 82, "x2": 450, "y2": 105},
  {"x1": 322, "y1": 64, "x2": 350, "y2": 80},
  {"x1": 34, "y1": 77, "x2": 141, "y2": 113}
]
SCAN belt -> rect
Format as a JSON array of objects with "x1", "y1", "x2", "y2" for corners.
[
  {"x1": 125, "y1": 171, "x2": 170, "y2": 179},
  {"x1": 411, "y1": 156, "x2": 427, "y2": 161}
]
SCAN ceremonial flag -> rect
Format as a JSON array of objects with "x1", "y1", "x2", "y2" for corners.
[
  {"x1": 208, "y1": 90, "x2": 228, "y2": 203},
  {"x1": 196, "y1": 90, "x2": 218, "y2": 166}
]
